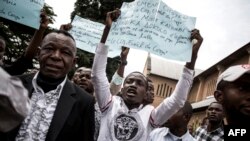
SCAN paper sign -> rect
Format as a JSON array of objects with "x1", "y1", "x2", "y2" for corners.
[
  {"x1": 0, "y1": 0, "x2": 44, "y2": 29},
  {"x1": 106, "y1": 0, "x2": 196, "y2": 62},
  {"x1": 69, "y1": 15, "x2": 121, "y2": 58}
]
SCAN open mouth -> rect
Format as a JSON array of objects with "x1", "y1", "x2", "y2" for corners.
[{"x1": 127, "y1": 89, "x2": 137, "y2": 97}]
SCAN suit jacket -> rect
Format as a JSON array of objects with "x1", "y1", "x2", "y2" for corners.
[{"x1": 0, "y1": 74, "x2": 95, "y2": 141}]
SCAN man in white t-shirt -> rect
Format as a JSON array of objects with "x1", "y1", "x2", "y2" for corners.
[{"x1": 92, "y1": 9, "x2": 203, "y2": 141}]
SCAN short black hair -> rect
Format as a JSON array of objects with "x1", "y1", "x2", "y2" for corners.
[
  {"x1": 182, "y1": 101, "x2": 193, "y2": 116},
  {"x1": 147, "y1": 77, "x2": 152, "y2": 83},
  {"x1": 46, "y1": 30, "x2": 75, "y2": 42},
  {"x1": 146, "y1": 77, "x2": 153, "y2": 90},
  {"x1": 42, "y1": 30, "x2": 77, "y2": 56},
  {"x1": 216, "y1": 80, "x2": 228, "y2": 90},
  {"x1": 124, "y1": 71, "x2": 148, "y2": 90},
  {"x1": 208, "y1": 101, "x2": 222, "y2": 107}
]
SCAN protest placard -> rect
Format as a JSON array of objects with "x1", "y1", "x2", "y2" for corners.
[
  {"x1": 0, "y1": 0, "x2": 44, "y2": 29},
  {"x1": 69, "y1": 15, "x2": 121, "y2": 58},
  {"x1": 106, "y1": 0, "x2": 196, "y2": 62}
]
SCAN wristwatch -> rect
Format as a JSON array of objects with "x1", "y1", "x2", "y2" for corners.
[{"x1": 120, "y1": 60, "x2": 128, "y2": 66}]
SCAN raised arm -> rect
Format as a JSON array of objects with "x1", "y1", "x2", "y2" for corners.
[
  {"x1": 100, "y1": 8, "x2": 121, "y2": 44},
  {"x1": 117, "y1": 47, "x2": 129, "y2": 77},
  {"x1": 150, "y1": 29, "x2": 203, "y2": 127},
  {"x1": 24, "y1": 11, "x2": 49, "y2": 60},
  {"x1": 91, "y1": 9, "x2": 121, "y2": 111},
  {"x1": 4, "y1": 11, "x2": 49, "y2": 75},
  {"x1": 110, "y1": 47, "x2": 129, "y2": 95},
  {"x1": 59, "y1": 23, "x2": 72, "y2": 31},
  {"x1": 185, "y1": 29, "x2": 203, "y2": 70}
]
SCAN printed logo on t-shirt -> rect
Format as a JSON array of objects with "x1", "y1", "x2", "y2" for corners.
[{"x1": 110, "y1": 113, "x2": 144, "y2": 141}]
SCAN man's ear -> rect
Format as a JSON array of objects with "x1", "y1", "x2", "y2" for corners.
[
  {"x1": 214, "y1": 90, "x2": 224, "y2": 104},
  {"x1": 72, "y1": 56, "x2": 78, "y2": 68}
]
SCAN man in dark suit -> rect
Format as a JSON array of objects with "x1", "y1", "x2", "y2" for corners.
[{"x1": 0, "y1": 30, "x2": 95, "y2": 141}]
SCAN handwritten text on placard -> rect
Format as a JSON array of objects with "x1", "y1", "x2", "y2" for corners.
[
  {"x1": 106, "y1": 0, "x2": 196, "y2": 62},
  {"x1": 69, "y1": 15, "x2": 121, "y2": 58},
  {"x1": 0, "y1": 0, "x2": 44, "y2": 29}
]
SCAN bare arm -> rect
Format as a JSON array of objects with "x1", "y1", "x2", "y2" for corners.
[
  {"x1": 185, "y1": 29, "x2": 203, "y2": 70},
  {"x1": 24, "y1": 11, "x2": 49, "y2": 60},
  {"x1": 110, "y1": 47, "x2": 129, "y2": 95},
  {"x1": 117, "y1": 47, "x2": 129, "y2": 77},
  {"x1": 100, "y1": 8, "x2": 121, "y2": 44},
  {"x1": 92, "y1": 9, "x2": 121, "y2": 110}
]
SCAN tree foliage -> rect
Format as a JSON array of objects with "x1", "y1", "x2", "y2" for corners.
[
  {"x1": 71, "y1": 0, "x2": 134, "y2": 80},
  {"x1": 0, "y1": 4, "x2": 56, "y2": 65}
]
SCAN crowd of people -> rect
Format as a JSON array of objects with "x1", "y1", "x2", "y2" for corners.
[{"x1": 0, "y1": 8, "x2": 249, "y2": 141}]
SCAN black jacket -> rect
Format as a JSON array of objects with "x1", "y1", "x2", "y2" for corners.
[{"x1": 0, "y1": 74, "x2": 95, "y2": 141}]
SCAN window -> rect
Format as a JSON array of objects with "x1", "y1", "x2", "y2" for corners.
[{"x1": 156, "y1": 84, "x2": 160, "y2": 96}]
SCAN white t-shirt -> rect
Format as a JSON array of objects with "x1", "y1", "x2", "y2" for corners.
[{"x1": 92, "y1": 43, "x2": 194, "y2": 141}]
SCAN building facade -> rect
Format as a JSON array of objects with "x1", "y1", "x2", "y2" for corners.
[{"x1": 143, "y1": 42, "x2": 250, "y2": 130}]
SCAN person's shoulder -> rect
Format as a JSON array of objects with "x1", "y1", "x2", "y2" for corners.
[
  {"x1": 64, "y1": 81, "x2": 95, "y2": 109},
  {"x1": 194, "y1": 125, "x2": 207, "y2": 137},
  {"x1": 69, "y1": 81, "x2": 94, "y2": 100},
  {"x1": 143, "y1": 104, "x2": 154, "y2": 109},
  {"x1": 195, "y1": 126, "x2": 204, "y2": 131},
  {"x1": 186, "y1": 133, "x2": 197, "y2": 141},
  {"x1": 151, "y1": 127, "x2": 169, "y2": 135},
  {"x1": 16, "y1": 73, "x2": 35, "y2": 83}
]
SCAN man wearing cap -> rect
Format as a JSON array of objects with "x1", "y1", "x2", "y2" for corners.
[{"x1": 214, "y1": 64, "x2": 250, "y2": 125}]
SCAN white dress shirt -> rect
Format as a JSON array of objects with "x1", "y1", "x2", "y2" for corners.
[{"x1": 148, "y1": 127, "x2": 197, "y2": 141}]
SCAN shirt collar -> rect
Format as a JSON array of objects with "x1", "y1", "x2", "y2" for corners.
[
  {"x1": 130, "y1": 104, "x2": 144, "y2": 112},
  {"x1": 165, "y1": 128, "x2": 190, "y2": 140},
  {"x1": 204, "y1": 125, "x2": 224, "y2": 134},
  {"x1": 119, "y1": 96, "x2": 144, "y2": 113}
]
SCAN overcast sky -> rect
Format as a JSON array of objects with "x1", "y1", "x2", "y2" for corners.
[
  {"x1": 164, "y1": 0, "x2": 250, "y2": 69},
  {"x1": 45, "y1": 0, "x2": 250, "y2": 75}
]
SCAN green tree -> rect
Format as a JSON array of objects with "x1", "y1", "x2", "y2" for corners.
[
  {"x1": 0, "y1": 4, "x2": 56, "y2": 66},
  {"x1": 71, "y1": 0, "x2": 134, "y2": 80}
]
